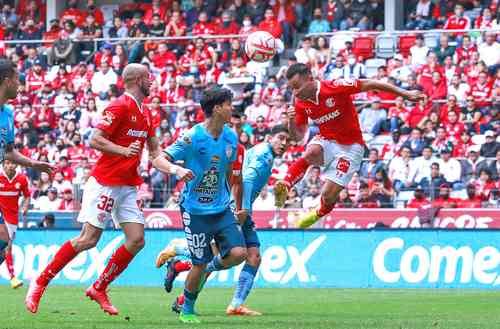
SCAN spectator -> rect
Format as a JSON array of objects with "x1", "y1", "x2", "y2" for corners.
[
  {"x1": 258, "y1": 8, "x2": 282, "y2": 39},
  {"x1": 34, "y1": 187, "x2": 60, "y2": 211},
  {"x1": 407, "y1": 185, "x2": 431, "y2": 208},
  {"x1": 444, "y1": 110, "x2": 465, "y2": 143},
  {"x1": 402, "y1": 128, "x2": 427, "y2": 157},
  {"x1": 461, "y1": 145, "x2": 487, "y2": 183},
  {"x1": 406, "y1": 0, "x2": 435, "y2": 30},
  {"x1": 340, "y1": 0, "x2": 371, "y2": 30},
  {"x1": 272, "y1": 0, "x2": 295, "y2": 47},
  {"x1": 478, "y1": 32, "x2": 500, "y2": 73},
  {"x1": 408, "y1": 95, "x2": 432, "y2": 129},
  {"x1": 359, "y1": 98, "x2": 386, "y2": 135},
  {"x1": 423, "y1": 71, "x2": 447, "y2": 101},
  {"x1": 471, "y1": 169, "x2": 496, "y2": 201},
  {"x1": 487, "y1": 149, "x2": 500, "y2": 180},
  {"x1": 458, "y1": 183, "x2": 483, "y2": 208},
  {"x1": 470, "y1": 71, "x2": 493, "y2": 109},
  {"x1": 294, "y1": 37, "x2": 317, "y2": 68},
  {"x1": 252, "y1": 116, "x2": 270, "y2": 144},
  {"x1": 323, "y1": 55, "x2": 345, "y2": 80},
  {"x1": 308, "y1": 7, "x2": 331, "y2": 34},
  {"x1": 342, "y1": 54, "x2": 366, "y2": 80},
  {"x1": 380, "y1": 129, "x2": 405, "y2": 160},
  {"x1": 370, "y1": 169, "x2": 394, "y2": 208},
  {"x1": 245, "y1": 93, "x2": 270, "y2": 124},
  {"x1": 438, "y1": 148, "x2": 463, "y2": 189},
  {"x1": 389, "y1": 146, "x2": 412, "y2": 192},
  {"x1": 443, "y1": 4, "x2": 471, "y2": 37},
  {"x1": 39, "y1": 214, "x2": 55, "y2": 228},
  {"x1": 432, "y1": 184, "x2": 459, "y2": 208},
  {"x1": 434, "y1": 34, "x2": 455, "y2": 64},
  {"x1": 284, "y1": 187, "x2": 302, "y2": 208},
  {"x1": 453, "y1": 130, "x2": 474, "y2": 158},
  {"x1": 165, "y1": 190, "x2": 181, "y2": 210},
  {"x1": 106, "y1": 16, "x2": 128, "y2": 39},
  {"x1": 480, "y1": 130, "x2": 500, "y2": 157},
  {"x1": 359, "y1": 148, "x2": 384, "y2": 182},
  {"x1": 302, "y1": 185, "x2": 321, "y2": 210},
  {"x1": 439, "y1": 95, "x2": 460, "y2": 124},
  {"x1": 431, "y1": 126, "x2": 453, "y2": 154},
  {"x1": 335, "y1": 189, "x2": 353, "y2": 208},
  {"x1": 409, "y1": 146, "x2": 436, "y2": 187},
  {"x1": 453, "y1": 35, "x2": 477, "y2": 65},
  {"x1": 91, "y1": 61, "x2": 118, "y2": 97},
  {"x1": 425, "y1": 162, "x2": 446, "y2": 199},
  {"x1": 354, "y1": 182, "x2": 379, "y2": 208},
  {"x1": 58, "y1": 188, "x2": 75, "y2": 210},
  {"x1": 409, "y1": 34, "x2": 429, "y2": 67}
]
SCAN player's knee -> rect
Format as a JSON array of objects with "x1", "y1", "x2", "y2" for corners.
[
  {"x1": 230, "y1": 247, "x2": 247, "y2": 265},
  {"x1": 128, "y1": 235, "x2": 145, "y2": 251},
  {"x1": 73, "y1": 236, "x2": 98, "y2": 251},
  {"x1": 247, "y1": 252, "x2": 261, "y2": 268},
  {"x1": 304, "y1": 145, "x2": 323, "y2": 166}
]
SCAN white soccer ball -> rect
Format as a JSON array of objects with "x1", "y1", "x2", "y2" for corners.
[{"x1": 245, "y1": 30, "x2": 277, "y2": 63}]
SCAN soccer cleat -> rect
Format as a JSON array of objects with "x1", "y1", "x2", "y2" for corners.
[
  {"x1": 171, "y1": 295, "x2": 184, "y2": 314},
  {"x1": 226, "y1": 305, "x2": 262, "y2": 316},
  {"x1": 156, "y1": 245, "x2": 177, "y2": 268},
  {"x1": 179, "y1": 312, "x2": 201, "y2": 324},
  {"x1": 85, "y1": 286, "x2": 119, "y2": 316},
  {"x1": 273, "y1": 180, "x2": 289, "y2": 208},
  {"x1": 296, "y1": 210, "x2": 321, "y2": 228},
  {"x1": 164, "y1": 260, "x2": 180, "y2": 293},
  {"x1": 11, "y1": 277, "x2": 23, "y2": 289},
  {"x1": 25, "y1": 279, "x2": 47, "y2": 313}
]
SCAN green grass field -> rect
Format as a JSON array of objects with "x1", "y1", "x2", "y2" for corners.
[{"x1": 2, "y1": 286, "x2": 500, "y2": 329}]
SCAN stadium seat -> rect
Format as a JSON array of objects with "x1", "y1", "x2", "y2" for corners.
[
  {"x1": 364, "y1": 58, "x2": 386, "y2": 78},
  {"x1": 352, "y1": 36, "x2": 375, "y2": 60},
  {"x1": 375, "y1": 34, "x2": 397, "y2": 58},
  {"x1": 398, "y1": 35, "x2": 416, "y2": 57},
  {"x1": 424, "y1": 33, "x2": 440, "y2": 49},
  {"x1": 329, "y1": 32, "x2": 354, "y2": 55}
]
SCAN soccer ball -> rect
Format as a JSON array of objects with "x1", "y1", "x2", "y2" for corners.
[{"x1": 245, "y1": 30, "x2": 277, "y2": 63}]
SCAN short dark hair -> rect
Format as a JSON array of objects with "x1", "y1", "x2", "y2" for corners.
[
  {"x1": 286, "y1": 63, "x2": 311, "y2": 80},
  {"x1": 0, "y1": 59, "x2": 15, "y2": 82},
  {"x1": 431, "y1": 162, "x2": 440, "y2": 169},
  {"x1": 270, "y1": 124, "x2": 289, "y2": 135},
  {"x1": 200, "y1": 87, "x2": 233, "y2": 117}
]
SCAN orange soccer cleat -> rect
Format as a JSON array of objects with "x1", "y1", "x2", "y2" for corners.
[
  {"x1": 226, "y1": 304, "x2": 262, "y2": 316},
  {"x1": 85, "y1": 286, "x2": 119, "y2": 316},
  {"x1": 25, "y1": 279, "x2": 47, "y2": 313}
]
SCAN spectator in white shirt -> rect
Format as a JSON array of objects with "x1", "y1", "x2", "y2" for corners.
[
  {"x1": 478, "y1": 32, "x2": 500, "y2": 71},
  {"x1": 302, "y1": 185, "x2": 321, "y2": 210},
  {"x1": 342, "y1": 54, "x2": 366, "y2": 80},
  {"x1": 34, "y1": 187, "x2": 61, "y2": 212},
  {"x1": 51, "y1": 172, "x2": 73, "y2": 195},
  {"x1": 245, "y1": 93, "x2": 270, "y2": 124},
  {"x1": 409, "y1": 35, "x2": 429, "y2": 67},
  {"x1": 389, "y1": 146, "x2": 412, "y2": 192},
  {"x1": 448, "y1": 74, "x2": 470, "y2": 106},
  {"x1": 359, "y1": 98, "x2": 387, "y2": 134},
  {"x1": 438, "y1": 148, "x2": 463, "y2": 189},
  {"x1": 408, "y1": 146, "x2": 436, "y2": 187},
  {"x1": 91, "y1": 61, "x2": 118, "y2": 97},
  {"x1": 295, "y1": 37, "x2": 318, "y2": 68}
]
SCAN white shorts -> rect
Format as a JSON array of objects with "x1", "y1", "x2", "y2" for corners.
[
  {"x1": 5, "y1": 222, "x2": 17, "y2": 239},
  {"x1": 309, "y1": 137, "x2": 364, "y2": 187},
  {"x1": 77, "y1": 176, "x2": 144, "y2": 230}
]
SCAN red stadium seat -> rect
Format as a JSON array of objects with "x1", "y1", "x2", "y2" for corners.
[
  {"x1": 352, "y1": 36, "x2": 375, "y2": 60},
  {"x1": 399, "y1": 35, "x2": 416, "y2": 57}
]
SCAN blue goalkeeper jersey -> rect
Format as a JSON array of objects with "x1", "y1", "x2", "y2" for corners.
[
  {"x1": 0, "y1": 104, "x2": 15, "y2": 163},
  {"x1": 241, "y1": 142, "x2": 275, "y2": 214},
  {"x1": 164, "y1": 123, "x2": 238, "y2": 215}
]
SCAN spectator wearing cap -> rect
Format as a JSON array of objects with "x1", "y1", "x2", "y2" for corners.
[
  {"x1": 459, "y1": 184, "x2": 484, "y2": 208},
  {"x1": 389, "y1": 146, "x2": 412, "y2": 192},
  {"x1": 408, "y1": 146, "x2": 436, "y2": 187},
  {"x1": 480, "y1": 130, "x2": 500, "y2": 157},
  {"x1": 94, "y1": 43, "x2": 114, "y2": 68},
  {"x1": 405, "y1": 0, "x2": 435, "y2": 30},
  {"x1": 409, "y1": 35, "x2": 429, "y2": 67},
  {"x1": 308, "y1": 7, "x2": 331, "y2": 34},
  {"x1": 34, "y1": 187, "x2": 60, "y2": 212},
  {"x1": 432, "y1": 184, "x2": 459, "y2": 208},
  {"x1": 91, "y1": 61, "x2": 118, "y2": 98},
  {"x1": 478, "y1": 32, "x2": 500, "y2": 74},
  {"x1": 438, "y1": 147, "x2": 463, "y2": 189},
  {"x1": 359, "y1": 98, "x2": 387, "y2": 135},
  {"x1": 58, "y1": 188, "x2": 75, "y2": 211},
  {"x1": 402, "y1": 128, "x2": 427, "y2": 157},
  {"x1": 360, "y1": 149, "x2": 384, "y2": 182},
  {"x1": 25, "y1": 59, "x2": 46, "y2": 93},
  {"x1": 461, "y1": 144, "x2": 487, "y2": 183},
  {"x1": 407, "y1": 185, "x2": 430, "y2": 208}
]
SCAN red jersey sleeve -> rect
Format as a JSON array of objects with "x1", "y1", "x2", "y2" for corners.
[
  {"x1": 294, "y1": 103, "x2": 308, "y2": 126},
  {"x1": 146, "y1": 109, "x2": 155, "y2": 138},
  {"x1": 96, "y1": 103, "x2": 123, "y2": 136},
  {"x1": 232, "y1": 144, "x2": 245, "y2": 177},
  {"x1": 322, "y1": 79, "x2": 362, "y2": 96}
]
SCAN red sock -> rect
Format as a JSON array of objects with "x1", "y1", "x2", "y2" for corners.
[
  {"x1": 284, "y1": 157, "x2": 310, "y2": 187},
  {"x1": 37, "y1": 241, "x2": 78, "y2": 286},
  {"x1": 178, "y1": 294, "x2": 185, "y2": 305},
  {"x1": 316, "y1": 196, "x2": 335, "y2": 217},
  {"x1": 5, "y1": 250, "x2": 15, "y2": 279},
  {"x1": 174, "y1": 260, "x2": 192, "y2": 273},
  {"x1": 93, "y1": 244, "x2": 134, "y2": 291}
]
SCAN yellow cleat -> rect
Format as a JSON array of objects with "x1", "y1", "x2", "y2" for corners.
[
  {"x1": 273, "y1": 180, "x2": 289, "y2": 208},
  {"x1": 296, "y1": 210, "x2": 321, "y2": 229},
  {"x1": 10, "y1": 277, "x2": 23, "y2": 289},
  {"x1": 226, "y1": 305, "x2": 262, "y2": 316},
  {"x1": 156, "y1": 245, "x2": 177, "y2": 268}
]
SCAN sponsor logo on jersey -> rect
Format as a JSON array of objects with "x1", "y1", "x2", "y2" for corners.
[
  {"x1": 126, "y1": 129, "x2": 148, "y2": 138},
  {"x1": 131, "y1": 115, "x2": 137, "y2": 122},
  {"x1": 100, "y1": 111, "x2": 115, "y2": 126},
  {"x1": 194, "y1": 167, "x2": 219, "y2": 195},
  {"x1": 312, "y1": 110, "x2": 341, "y2": 125},
  {"x1": 15, "y1": 182, "x2": 20, "y2": 189},
  {"x1": 182, "y1": 135, "x2": 192, "y2": 145},
  {"x1": 325, "y1": 98, "x2": 335, "y2": 108}
]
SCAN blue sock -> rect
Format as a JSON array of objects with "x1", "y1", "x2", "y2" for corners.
[
  {"x1": 182, "y1": 288, "x2": 198, "y2": 315},
  {"x1": 0, "y1": 239, "x2": 7, "y2": 265},
  {"x1": 231, "y1": 263, "x2": 258, "y2": 308},
  {"x1": 205, "y1": 255, "x2": 224, "y2": 273}
]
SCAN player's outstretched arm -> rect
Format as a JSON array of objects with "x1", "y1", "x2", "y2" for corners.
[
  {"x1": 360, "y1": 79, "x2": 425, "y2": 102},
  {"x1": 90, "y1": 128, "x2": 141, "y2": 157},
  {"x1": 148, "y1": 137, "x2": 194, "y2": 182},
  {"x1": 4, "y1": 144, "x2": 54, "y2": 174}
]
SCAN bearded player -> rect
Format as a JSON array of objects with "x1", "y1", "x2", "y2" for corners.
[
  {"x1": 25, "y1": 64, "x2": 193, "y2": 315},
  {"x1": 274, "y1": 63, "x2": 424, "y2": 228},
  {"x1": 0, "y1": 160, "x2": 30, "y2": 289}
]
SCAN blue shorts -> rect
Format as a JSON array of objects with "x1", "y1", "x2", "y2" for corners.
[
  {"x1": 181, "y1": 207, "x2": 245, "y2": 265},
  {"x1": 242, "y1": 216, "x2": 260, "y2": 248}
]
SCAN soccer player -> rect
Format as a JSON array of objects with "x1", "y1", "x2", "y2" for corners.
[
  {"x1": 0, "y1": 160, "x2": 30, "y2": 288},
  {"x1": 0, "y1": 59, "x2": 53, "y2": 284},
  {"x1": 160, "y1": 126, "x2": 291, "y2": 316},
  {"x1": 274, "y1": 63, "x2": 424, "y2": 228},
  {"x1": 25, "y1": 64, "x2": 193, "y2": 315},
  {"x1": 163, "y1": 87, "x2": 247, "y2": 324}
]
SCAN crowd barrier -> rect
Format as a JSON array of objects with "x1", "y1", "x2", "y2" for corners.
[
  {"x1": 3, "y1": 229, "x2": 500, "y2": 288},
  {"x1": 23, "y1": 209, "x2": 500, "y2": 230}
]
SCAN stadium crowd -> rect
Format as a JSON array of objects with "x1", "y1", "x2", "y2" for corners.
[{"x1": 1, "y1": 0, "x2": 499, "y2": 213}]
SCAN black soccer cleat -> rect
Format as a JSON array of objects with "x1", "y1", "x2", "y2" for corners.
[
  {"x1": 163, "y1": 260, "x2": 180, "y2": 293},
  {"x1": 171, "y1": 295, "x2": 183, "y2": 314}
]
